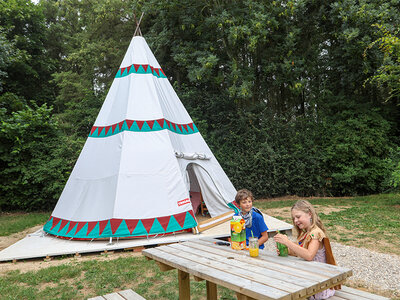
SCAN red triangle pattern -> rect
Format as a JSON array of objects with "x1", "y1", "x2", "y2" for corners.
[
  {"x1": 125, "y1": 219, "x2": 139, "y2": 234},
  {"x1": 157, "y1": 216, "x2": 171, "y2": 231},
  {"x1": 143, "y1": 64, "x2": 148, "y2": 72},
  {"x1": 155, "y1": 69, "x2": 160, "y2": 76},
  {"x1": 50, "y1": 217, "x2": 60, "y2": 230},
  {"x1": 160, "y1": 69, "x2": 166, "y2": 76},
  {"x1": 136, "y1": 120, "x2": 144, "y2": 130},
  {"x1": 141, "y1": 218, "x2": 155, "y2": 233},
  {"x1": 156, "y1": 118, "x2": 164, "y2": 127},
  {"x1": 75, "y1": 222, "x2": 86, "y2": 235},
  {"x1": 126, "y1": 65, "x2": 131, "y2": 74},
  {"x1": 58, "y1": 219, "x2": 69, "y2": 232},
  {"x1": 120, "y1": 67, "x2": 126, "y2": 75},
  {"x1": 87, "y1": 221, "x2": 98, "y2": 235},
  {"x1": 146, "y1": 120, "x2": 155, "y2": 129},
  {"x1": 66, "y1": 221, "x2": 77, "y2": 234},
  {"x1": 89, "y1": 119, "x2": 197, "y2": 136},
  {"x1": 133, "y1": 64, "x2": 140, "y2": 72},
  {"x1": 110, "y1": 219, "x2": 123, "y2": 234},
  {"x1": 112, "y1": 124, "x2": 118, "y2": 133},
  {"x1": 173, "y1": 213, "x2": 186, "y2": 228},
  {"x1": 99, "y1": 220, "x2": 109, "y2": 236},
  {"x1": 126, "y1": 119, "x2": 134, "y2": 129}
]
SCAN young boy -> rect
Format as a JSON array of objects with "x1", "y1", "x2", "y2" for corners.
[{"x1": 235, "y1": 189, "x2": 269, "y2": 249}]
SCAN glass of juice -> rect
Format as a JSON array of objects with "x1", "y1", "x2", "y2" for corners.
[
  {"x1": 248, "y1": 237, "x2": 259, "y2": 257},
  {"x1": 277, "y1": 242, "x2": 288, "y2": 257}
]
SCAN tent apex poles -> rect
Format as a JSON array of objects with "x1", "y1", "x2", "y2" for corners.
[{"x1": 134, "y1": 12, "x2": 144, "y2": 37}]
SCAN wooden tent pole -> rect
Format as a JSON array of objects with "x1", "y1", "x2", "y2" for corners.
[{"x1": 133, "y1": 12, "x2": 144, "y2": 37}]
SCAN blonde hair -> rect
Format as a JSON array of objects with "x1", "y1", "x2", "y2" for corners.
[{"x1": 291, "y1": 200, "x2": 327, "y2": 238}]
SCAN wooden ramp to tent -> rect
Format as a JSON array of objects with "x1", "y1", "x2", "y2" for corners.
[{"x1": 0, "y1": 213, "x2": 292, "y2": 262}]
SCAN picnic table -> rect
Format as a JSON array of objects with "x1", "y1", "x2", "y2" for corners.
[{"x1": 142, "y1": 238, "x2": 353, "y2": 300}]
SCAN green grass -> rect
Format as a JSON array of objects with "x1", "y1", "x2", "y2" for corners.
[
  {"x1": 1, "y1": 194, "x2": 399, "y2": 299},
  {"x1": 0, "y1": 256, "x2": 237, "y2": 300},
  {"x1": 0, "y1": 212, "x2": 50, "y2": 236},
  {"x1": 255, "y1": 193, "x2": 400, "y2": 255}
]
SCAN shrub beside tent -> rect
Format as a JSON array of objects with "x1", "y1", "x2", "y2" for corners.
[{"x1": 43, "y1": 35, "x2": 237, "y2": 240}]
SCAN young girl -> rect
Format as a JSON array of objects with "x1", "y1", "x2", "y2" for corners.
[
  {"x1": 273, "y1": 200, "x2": 339, "y2": 300},
  {"x1": 235, "y1": 189, "x2": 269, "y2": 249}
]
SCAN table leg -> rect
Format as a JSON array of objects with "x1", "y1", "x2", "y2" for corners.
[
  {"x1": 178, "y1": 269, "x2": 190, "y2": 300},
  {"x1": 206, "y1": 281, "x2": 217, "y2": 300},
  {"x1": 236, "y1": 292, "x2": 256, "y2": 300}
]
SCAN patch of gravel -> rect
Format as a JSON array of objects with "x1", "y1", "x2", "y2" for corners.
[{"x1": 263, "y1": 238, "x2": 400, "y2": 299}]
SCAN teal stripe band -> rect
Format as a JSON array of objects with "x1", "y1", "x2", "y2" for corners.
[
  {"x1": 89, "y1": 118, "x2": 198, "y2": 138},
  {"x1": 115, "y1": 63, "x2": 167, "y2": 78}
]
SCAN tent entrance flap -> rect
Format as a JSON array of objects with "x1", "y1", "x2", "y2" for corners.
[{"x1": 186, "y1": 163, "x2": 231, "y2": 219}]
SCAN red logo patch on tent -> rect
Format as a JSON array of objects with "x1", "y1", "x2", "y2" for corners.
[
  {"x1": 125, "y1": 219, "x2": 139, "y2": 234},
  {"x1": 177, "y1": 198, "x2": 190, "y2": 206},
  {"x1": 110, "y1": 219, "x2": 124, "y2": 234},
  {"x1": 136, "y1": 120, "x2": 144, "y2": 130},
  {"x1": 147, "y1": 120, "x2": 155, "y2": 129}
]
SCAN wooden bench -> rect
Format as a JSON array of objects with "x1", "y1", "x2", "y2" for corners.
[
  {"x1": 88, "y1": 289, "x2": 145, "y2": 300},
  {"x1": 330, "y1": 285, "x2": 389, "y2": 300}
]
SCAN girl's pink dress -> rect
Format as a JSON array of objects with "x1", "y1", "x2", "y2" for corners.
[{"x1": 309, "y1": 246, "x2": 336, "y2": 300}]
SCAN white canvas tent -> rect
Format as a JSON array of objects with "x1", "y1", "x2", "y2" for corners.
[{"x1": 43, "y1": 35, "x2": 237, "y2": 239}]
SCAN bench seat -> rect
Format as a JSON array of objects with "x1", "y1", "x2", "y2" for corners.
[
  {"x1": 88, "y1": 289, "x2": 145, "y2": 300},
  {"x1": 330, "y1": 285, "x2": 389, "y2": 300}
]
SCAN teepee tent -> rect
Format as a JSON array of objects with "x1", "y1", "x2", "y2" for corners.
[{"x1": 43, "y1": 34, "x2": 237, "y2": 239}]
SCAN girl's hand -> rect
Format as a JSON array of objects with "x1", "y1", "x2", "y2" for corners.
[{"x1": 273, "y1": 233, "x2": 289, "y2": 246}]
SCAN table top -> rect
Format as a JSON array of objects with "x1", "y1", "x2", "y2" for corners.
[{"x1": 142, "y1": 238, "x2": 352, "y2": 300}]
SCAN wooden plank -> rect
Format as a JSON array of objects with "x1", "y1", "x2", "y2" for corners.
[
  {"x1": 178, "y1": 270, "x2": 191, "y2": 300},
  {"x1": 333, "y1": 291, "x2": 372, "y2": 300},
  {"x1": 196, "y1": 211, "x2": 234, "y2": 233},
  {"x1": 194, "y1": 239, "x2": 352, "y2": 278},
  {"x1": 338, "y1": 286, "x2": 389, "y2": 300},
  {"x1": 165, "y1": 243, "x2": 308, "y2": 299},
  {"x1": 156, "y1": 261, "x2": 174, "y2": 271},
  {"x1": 118, "y1": 289, "x2": 146, "y2": 300},
  {"x1": 236, "y1": 292, "x2": 257, "y2": 300},
  {"x1": 103, "y1": 292, "x2": 125, "y2": 300},
  {"x1": 183, "y1": 241, "x2": 333, "y2": 290},
  {"x1": 206, "y1": 281, "x2": 217, "y2": 300},
  {"x1": 143, "y1": 248, "x2": 291, "y2": 300}
]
